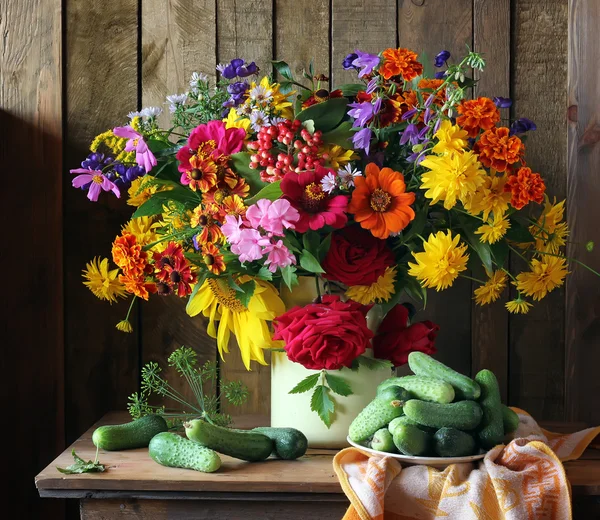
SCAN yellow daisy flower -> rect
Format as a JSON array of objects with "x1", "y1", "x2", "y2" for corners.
[
  {"x1": 464, "y1": 170, "x2": 511, "y2": 220},
  {"x1": 475, "y1": 213, "x2": 511, "y2": 244},
  {"x1": 408, "y1": 231, "x2": 469, "y2": 291},
  {"x1": 322, "y1": 144, "x2": 358, "y2": 170},
  {"x1": 420, "y1": 151, "x2": 486, "y2": 210},
  {"x1": 515, "y1": 255, "x2": 569, "y2": 301},
  {"x1": 116, "y1": 320, "x2": 133, "y2": 333},
  {"x1": 127, "y1": 177, "x2": 170, "y2": 207},
  {"x1": 82, "y1": 257, "x2": 127, "y2": 303},
  {"x1": 186, "y1": 276, "x2": 286, "y2": 370},
  {"x1": 505, "y1": 297, "x2": 533, "y2": 314},
  {"x1": 431, "y1": 120, "x2": 469, "y2": 155},
  {"x1": 530, "y1": 198, "x2": 569, "y2": 253},
  {"x1": 122, "y1": 217, "x2": 160, "y2": 246},
  {"x1": 223, "y1": 108, "x2": 252, "y2": 133},
  {"x1": 474, "y1": 270, "x2": 507, "y2": 305},
  {"x1": 345, "y1": 267, "x2": 396, "y2": 305}
]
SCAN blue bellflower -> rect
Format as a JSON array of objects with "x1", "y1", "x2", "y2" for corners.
[
  {"x1": 509, "y1": 117, "x2": 537, "y2": 136},
  {"x1": 434, "y1": 50, "x2": 451, "y2": 68},
  {"x1": 352, "y1": 50, "x2": 381, "y2": 78},
  {"x1": 493, "y1": 96, "x2": 512, "y2": 108}
]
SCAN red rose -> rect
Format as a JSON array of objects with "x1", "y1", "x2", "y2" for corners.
[
  {"x1": 374, "y1": 304, "x2": 439, "y2": 367},
  {"x1": 322, "y1": 227, "x2": 395, "y2": 286},
  {"x1": 273, "y1": 295, "x2": 373, "y2": 370}
]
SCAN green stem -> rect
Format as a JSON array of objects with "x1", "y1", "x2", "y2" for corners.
[
  {"x1": 460, "y1": 274, "x2": 487, "y2": 285},
  {"x1": 124, "y1": 296, "x2": 137, "y2": 321}
]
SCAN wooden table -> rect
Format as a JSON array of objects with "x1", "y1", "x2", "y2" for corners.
[{"x1": 36, "y1": 412, "x2": 600, "y2": 519}]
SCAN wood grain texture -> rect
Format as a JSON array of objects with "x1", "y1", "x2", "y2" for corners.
[
  {"x1": 565, "y1": 0, "x2": 600, "y2": 425},
  {"x1": 64, "y1": 0, "x2": 140, "y2": 448},
  {"x1": 216, "y1": 0, "x2": 274, "y2": 419},
  {"x1": 509, "y1": 0, "x2": 568, "y2": 420},
  {"x1": 471, "y1": 0, "x2": 510, "y2": 401},
  {"x1": 141, "y1": 0, "x2": 218, "y2": 410},
  {"x1": 0, "y1": 1, "x2": 64, "y2": 518},
  {"x1": 331, "y1": 0, "x2": 397, "y2": 86}
]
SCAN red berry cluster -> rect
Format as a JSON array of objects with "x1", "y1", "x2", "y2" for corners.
[{"x1": 248, "y1": 120, "x2": 325, "y2": 182}]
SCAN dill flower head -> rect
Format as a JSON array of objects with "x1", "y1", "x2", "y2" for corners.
[
  {"x1": 505, "y1": 296, "x2": 532, "y2": 314},
  {"x1": 431, "y1": 120, "x2": 469, "y2": 155},
  {"x1": 474, "y1": 270, "x2": 507, "y2": 305},
  {"x1": 83, "y1": 257, "x2": 127, "y2": 303},
  {"x1": 408, "y1": 231, "x2": 470, "y2": 291},
  {"x1": 420, "y1": 151, "x2": 486, "y2": 210},
  {"x1": 515, "y1": 255, "x2": 569, "y2": 301},
  {"x1": 531, "y1": 198, "x2": 569, "y2": 253},
  {"x1": 475, "y1": 213, "x2": 511, "y2": 244},
  {"x1": 464, "y1": 170, "x2": 511, "y2": 220},
  {"x1": 345, "y1": 267, "x2": 397, "y2": 305}
]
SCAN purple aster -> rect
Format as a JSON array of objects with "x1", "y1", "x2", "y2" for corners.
[
  {"x1": 434, "y1": 50, "x2": 451, "y2": 68},
  {"x1": 509, "y1": 117, "x2": 537, "y2": 136},
  {"x1": 352, "y1": 50, "x2": 380, "y2": 78},
  {"x1": 352, "y1": 127, "x2": 373, "y2": 155},
  {"x1": 348, "y1": 101, "x2": 376, "y2": 127},
  {"x1": 342, "y1": 53, "x2": 359, "y2": 70},
  {"x1": 217, "y1": 62, "x2": 237, "y2": 80},
  {"x1": 493, "y1": 96, "x2": 512, "y2": 108},
  {"x1": 81, "y1": 152, "x2": 113, "y2": 171}
]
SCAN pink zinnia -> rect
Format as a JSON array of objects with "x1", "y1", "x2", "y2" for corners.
[
  {"x1": 280, "y1": 166, "x2": 349, "y2": 232},
  {"x1": 246, "y1": 199, "x2": 300, "y2": 236},
  {"x1": 71, "y1": 168, "x2": 120, "y2": 202},
  {"x1": 263, "y1": 240, "x2": 296, "y2": 272},
  {"x1": 113, "y1": 126, "x2": 157, "y2": 173},
  {"x1": 176, "y1": 120, "x2": 245, "y2": 173}
]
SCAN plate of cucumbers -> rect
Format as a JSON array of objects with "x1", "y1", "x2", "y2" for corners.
[{"x1": 347, "y1": 352, "x2": 520, "y2": 466}]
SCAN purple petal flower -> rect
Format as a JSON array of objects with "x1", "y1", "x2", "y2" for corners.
[
  {"x1": 399, "y1": 124, "x2": 419, "y2": 146},
  {"x1": 237, "y1": 61, "x2": 258, "y2": 76},
  {"x1": 423, "y1": 108, "x2": 433, "y2": 124},
  {"x1": 217, "y1": 62, "x2": 237, "y2": 79},
  {"x1": 352, "y1": 50, "x2": 380, "y2": 78},
  {"x1": 352, "y1": 127, "x2": 373, "y2": 155},
  {"x1": 348, "y1": 101, "x2": 375, "y2": 127},
  {"x1": 113, "y1": 126, "x2": 157, "y2": 173},
  {"x1": 373, "y1": 97, "x2": 383, "y2": 114},
  {"x1": 402, "y1": 108, "x2": 418, "y2": 121},
  {"x1": 434, "y1": 50, "x2": 451, "y2": 68},
  {"x1": 70, "y1": 169, "x2": 120, "y2": 201},
  {"x1": 435, "y1": 71, "x2": 447, "y2": 79},
  {"x1": 509, "y1": 117, "x2": 537, "y2": 136},
  {"x1": 366, "y1": 78, "x2": 378, "y2": 94},
  {"x1": 433, "y1": 118, "x2": 442, "y2": 134},
  {"x1": 342, "y1": 53, "x2": 359, "y2": 70},
  {"x1": 493, "y1": 96, "x2": 512, "y2": 108},
  {"x1": 231, "y1": 58, "x2": 244, "y2": 69}
]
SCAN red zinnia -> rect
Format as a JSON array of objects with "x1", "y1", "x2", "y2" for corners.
[
  {"x1": 504, "y1": 167, "x2": 546, "y2": 209},
  {"x1": 280, "y1": 166, "x2": 348, "y2": 232}
]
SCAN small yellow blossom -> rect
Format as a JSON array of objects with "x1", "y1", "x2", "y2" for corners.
[
  {"x1": 431, "y1": 120, "x2": 469, "y2": 155},
  {"x1": 223, "y1": 108, "x2": 252, "y2": 133},
  {"x1": 82, "y1": 257, "x2": 127, "y2": 303},
  {"x1": 116, "y1": 319, "x2": 133, "y2": 333},
  {"x1": 346, "y1": 267, "x2": 396, "y2": 304},
  {"x1": 515, "y1": 255, "x2": 569, "y2": 301},
  {"x1": 505, "y1": 297, "x2": 533, "y2": 314},
  {"x1": 474, "y1": 270, "x2": 507, "y2": 305},
  {"x1": 530, "y1": 198, "x2": 569, "y2": 253},
  {"x1": 476, "y1": 213, "x2": 511, "y2": 244},
  {"x1": 127, "y1": 177, "x2": 170, "y2": 207},
  {"x1": 122, "y1": 217, "x2": 160, "y2": 246},
  {"x1": 322, "y1": 144, "x2": 358, "y2": 170},
  {"x1": 464, "y1": 170, "x2": 511, "y2": 220}
]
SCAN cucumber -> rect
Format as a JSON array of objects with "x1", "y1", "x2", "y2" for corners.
[
  {"x1": 408, "y1": 352, "x2": 481, "y2": 400},
  {"x1": 388, "y1": 416, "x2": 435, "y2": 435},
  {"x1": 475, "y1": 370, "x2": 504, "y2": 449},
  {"x1": 502, "y1": 405, "x2": 520, "y2": 434},
  {"x1": 348, "y1": 386, "x2": 409, "y2": 443},
  {"x1": 149, "y1": 432, "x2": 221, "y2": 473},
  {"x1": 371, "y1": 428, "x2": 396, "y2": 453},
  {"x1": 252, "y1": 427, "x2": 308, "y2": 460},
  {"x1": 392, "y1": 424, "x2": 430, "y2": 456},
  {"x1": 92, "y1": 414, "x2": 168, "y2": 451},
  {"x1": 404, "y1": 399, "x2": 483, "y2": 430},
  {"x1": 433, "y1": 428, "x2": 476, "y2": 457},
  {"x1": 185, "y1": 419, "x2": 273, "y2": 462},
  {"x1": 377, "y1": 375, "x2": 454, "y2": 404}
]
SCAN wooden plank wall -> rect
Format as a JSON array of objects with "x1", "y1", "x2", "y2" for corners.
[{"x1": 2, "y1": 1, "x2": 599, "y2": 518}]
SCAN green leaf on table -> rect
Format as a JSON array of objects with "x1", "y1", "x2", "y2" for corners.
[
  {"x1": 296, "y1": 98, "x2": 349, "y2": 133},
  {"x1": 300, "y1": 249, "x2": 325, "y2": 274},
  {"x1": 245, "y1": 180, "x2": 282, "y2": 205},
  {"x1": 310, "y1": 385, "x2": 335, "y2": 428},
  {"x1": 289, "y1": 373, "x2": 320, "y2": 394},
  {"x1": 230, "y1": 152, "x2": 268, "y2": 195},
  {"x1": 281, "y1": 265, "x2": 299, "y2": 291},
  {"x1": 324, "y1": 373, "x2": 353, "y2": 397},
  {"x1": 355, "y1": 356, "x2": 394, "y2": 372},
  {"x1": 57, "y1": 449, "x2": 105, "y2": 474}
]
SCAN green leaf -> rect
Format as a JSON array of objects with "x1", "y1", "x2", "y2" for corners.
[
  {"x1": 237, "y1": 279, "x2": 256, "y2": 308},
  {"x1": 245, "y1": 180, "x2": 282, "y2": 205},
  {"x1": 337, "y1": 83, "x2": 365, "y2": 97},
  {"x1": 57, "y1": 449, "x2": 105, "y2": 474},
  {"x1": 281, "y1": 265, "x2": 299, "y2": 291},
  {"x1": 132, "y1": 188, "x2": 197, "y2": 218},
  {"x1": 302, "y1": 231, "x2": 321, "y2": 256},
  {"x1": 300, "y1": 249, "x2": 325, "y2": 273},
  {"x1": 296, "y1": 98, "x2": 349, "y2": 133},
  {"x1": 152, "y1": 144, "x2": 183, "y2": 158},
  {"x1": 283, "y1": 232, "x2": 302, "y2": 253},
  {"x1": 325, "y1": 373, "x2": 353, "y2": 396},
  {"x1": 147, "y1": 138, "x2": 173, "y2": 153},
  {"x1": 321, "y1": 121, "x2": 355, "y2": 148},
  {"x1": 457, "y1": 213, "x2": 493, "y2": 273},
  {"x1": 490, "y1": 240, "x2": 509, "y2": 268},
  {"x1": 230, "y1": 152, "x2": 268, "y2": 196},
  {"x1": 317, "y1": 233, "x2": 332, "y2": 261},
  {"x1": 400, "y1": 203, "x2": 429, "y2": 244},
  {"x1": 289, "y1": 373, "x2": 320, "y2": 394},
  {"x1": 256, "y1": 266, "x2": 273, "y2": 281},
  {"x1": 310, "y1": 385, "x2": 335, "y2": 428},
  {"x1": 506, "y1": 217, "x2": 535, "y2": 243},
  {"x1": 272, "y1": 60, "x2": 294, "y2": 81},
  {"x1": 355, "y1": 356, "x2": 394, "y2": 371}
]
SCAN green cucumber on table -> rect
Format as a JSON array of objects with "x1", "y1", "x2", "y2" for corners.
[
  {"x1": 392, "y1": 424, "x2": 431, "y2": 456},
  {"x1": 252, "y1": 427, "x2": 308, "y2": 460},
  {"x1": 377, "y1": 375, "x2": 455, "y2": 404},
  {"x1": 433, "y1": 428, "x2": 477, "y2": 457},
  {"x1": 404, "y1": 399, "x2": 483, "y2": 431},
  {"x1": 149, "y1": 432, "x2": 221, "y2": 473},
  {"x1": 92, "y1": 414, "x2": 168, "y2": 451},
  {"x1": 502, "y1": 405, "x2": 520, "y2": 433},
  {"x1": 475, "y1": 369, "x2": 504, "y2": 449},
  {"x1": 371, "y1": 428, "x2": 397, "y2": 453}
]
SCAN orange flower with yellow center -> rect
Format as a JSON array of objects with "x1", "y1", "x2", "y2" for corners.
[
  {"x1": 190, "y1": 205, "x2": 224, "y2": 245},
  {"x1": 348, "y1": 163, "x2": 416, "y2": 239},
  {"x1": 456, "y1": 97, "x2": 501, "y2": 138},
  {"x1": 475, "y1": 127, "x2": 524, "y2": 172},
  {"x1": 379, "y1": 48, "x2": 423, "y2": 81},
  {"x1": 185, "y1": 155, "x2": 218, "y2": 192},
  {"x1": 202, "y1": 243, "x2": 226, "y2": 275}
]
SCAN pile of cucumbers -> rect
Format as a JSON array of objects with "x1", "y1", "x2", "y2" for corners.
[
  {"x1": 348, "y1": 352, "x2": 520, "y2": 458},
  {"x1": 92, "y1": 415, "x2": 308, "y2": 473}
]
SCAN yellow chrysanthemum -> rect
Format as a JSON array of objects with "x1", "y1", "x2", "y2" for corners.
[
  {"x1": 431, "y1": 120, "x2": 469, "y2": 155},
  {"x1": 474, "y1": 270, "x2": 507, "y2": 305},
  {"x1": 515, "y1": 255, "x2": 569, "y2": 301},
  {"x1": 420, "y1": 151, "x2": 486, "y2": 210},
  {"x1": 530, "y1": 198, "x2": 569, "y2": 253},
  {"x1": 127, "y1": 177, "x2": 170, "y2": 207},
  {"x1": 122, "y1": 217, "x2": 160, "y2": 246},
  {"x1": 82, "y1": 257, "x2": 127, "y2": 303},
  {"x1": 223, "y1": 108, "x2": 252, "y2": 133},
  {"x1": 464, "y1": 170, "x2": 511, "y2": 220},
  {"x1": 408, "y1": 231, "x2": 469, "y2": 291},
  {"x1": 322, "y1": 144, "x2": 358, "y2": 170},
  {"x1": 505, "y1": 297, "x2": 532, "y2": 314},
  {"x1": 116, "y1": 320, "x2": 133, "y2": 333},
  {"x1": 345, "y1": 267, "x2": 396, "y2": 305},
  {"x1": 186, "y1": 276, "x2": 286, "y2": 370},
  {"x1": 475, "y1": 213, "x2": 511, "y2": 244}
]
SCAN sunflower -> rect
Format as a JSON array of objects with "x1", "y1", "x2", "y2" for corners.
[
  {"x1": 530, "y1": 198, "x2": 569, "y2": 253},
  {"x1": 348, "y1": 163, "x2": 415, "y2": 239},
  {"x1": 505, "y1": 296, "x2": 532, "y2": 314},
  {"x1": 474, "y1": 270, "x2": 507, "y2": 305},
  {"x1": 82, "y1": 257, "x2": 127, "y2": 303},
  {"x1": 345, "y1": 267, "x2": 396, "y2": 305},
  {"x1": 475, "y1": 213, "x2": 510, "y2": 244},
  {"x1": 186, "y1": 277, "x2": 286, "y2": 370},
  {"x1": 515, "y1": 256, "x2": 569, "y2": 301},
  {"x1": 408, "y1": 231, "x2": 469, "y2": 291}
]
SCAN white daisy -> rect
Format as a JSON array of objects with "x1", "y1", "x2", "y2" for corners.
[
  {"x1": 320, "y1": 172, "x2": 337, "y2": 194},
  {"x1": 127, "y1": 111, "x2": 141, "y2": 119},
  {"x1": 166, "y1": 93, "x2": 188, "y2": 113},
  {"x1": 236, "y1": 104, "x2": 253, "y2": 117},
  {"x1": 249, "y1": 111, "x2": 270, "y2": 132},
  {"x1": 190, "y1": 72, "x2": 208, "y2": 86},
  {"x1": 270, "y1": 116, "x2": 287, "y2": 125},
  {"x1": 140, "y1": 106, "x2": 162, "y2": 118},
  {"x1": 249, "y1": 84, "x2": 272, "y2": 104},
  {"x1": 337, "y1": 164, "x2": 362, "y2": 188}
]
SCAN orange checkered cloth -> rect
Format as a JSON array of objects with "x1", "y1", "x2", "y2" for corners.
[{"x1": 333, "y1": 408, "x2": 600, "y2": 520}]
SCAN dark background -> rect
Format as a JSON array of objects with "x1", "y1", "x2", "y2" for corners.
[{"x1": 1, "y1": 0, "x2": 598, "y2": 518}]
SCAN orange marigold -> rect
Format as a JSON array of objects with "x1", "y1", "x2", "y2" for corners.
[
  {"x1": 119, "y1": 273, "x2": 156, "y2": 301},
  {"x1": 475, "y1": 127, "x2": 524, "y2": 172},
  {"x1": 504, "y1": 167, "x2": 546, "y2": 209},
  {"x1": 456, "y1": 97, "x2": 501, "y2": 138},
  {"x1": 112, "y1": 233, "x2": 150, "y2": 278},
  {"x1": 418, "y1": 78, "x2": 446, "y2": 107},
  {"x1": 379, "y1": 48, "x2": 423, "y2": 81},
  {"x1": 348, "y1": 163, "x2": 416, "y2": 239}
]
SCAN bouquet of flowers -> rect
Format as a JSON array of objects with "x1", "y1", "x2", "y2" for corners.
[{"x1": 73, "y1": 48, "x2": 596, "y2": 425}]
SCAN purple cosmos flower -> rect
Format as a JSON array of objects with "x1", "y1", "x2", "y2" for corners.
[
  {"x1": 493, "y1": 96, "x2": 512, "y2": 108},
  {"x1": 348, "y1": 101, "x2": 376, "y2": 127},
  {"x1": 352, "y1": 127, "x2": 373, "y2": 155},
  {"x1": 509, "y1": 117, "x2": 537, "y2": 136},
  {"x1": 343, "y1": 53, "x2": 359, "y2": 70},
  {"x1": 352, "y1": 50, "x2": 380, "y2": 78},
  {"x1": 71, "y1": 169, "x2": 121, "y2": 201},
  {"x1": 434, "y1": 50, "x2": 451, "y2": 68},
  {"x1": 113, "y1": 126, "x2": 157, "y2": 173}
]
